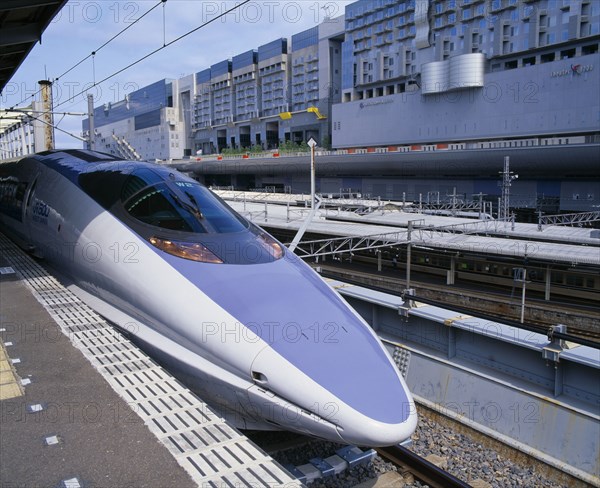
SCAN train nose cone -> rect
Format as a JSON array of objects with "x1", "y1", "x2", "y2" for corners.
[
  {"x1": 334, "y1": 396, "x2": 418, "y2": 447},
  {"x1": 179, "y1": 254, "x2": 417, "y2": 444},
  {"x1": 251, "y1": 320, "x2": 417, "y2": 446}
]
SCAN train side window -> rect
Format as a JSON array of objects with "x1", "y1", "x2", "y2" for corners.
[
  {"x1": 26, "y1": 179, "x2": 37, "y2": 207},
  {"x1": 15, "y1": 182, "x2": 27, "y2": 203},
  {"x1": 586, "y1": 278, "x2": 595, "y2": 288},
  {"x1": 566, "y1": 275, "x2": 584, "y2": 287},
  {"x1": 0, "y1": 178, "x2": 28, "y2": 221},
  {"x1": 551, "y1": 272, "x2": 563, "y2": 284}
]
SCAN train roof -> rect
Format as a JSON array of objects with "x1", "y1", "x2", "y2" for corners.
[{"x1": 22, "y1": 150, "x2": 191, "y2": 184}]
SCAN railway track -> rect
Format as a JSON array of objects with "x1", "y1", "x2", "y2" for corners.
[
  {"x1": 315, "y1": 263, "x2": 600, "y2": 341},
  {"x1": 376, "y1": 445, "x2": 471, "y2": 488},
  {"x1": 251, "y1": 430, "x2": 475, "y2": 487},
  {"x1": 247, "y1": 414, "x2": 572, "y2": 487}
]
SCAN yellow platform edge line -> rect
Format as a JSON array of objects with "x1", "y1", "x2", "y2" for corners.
[{"x1": 0, "y1": 339, "x2": 24, "y2": 400}]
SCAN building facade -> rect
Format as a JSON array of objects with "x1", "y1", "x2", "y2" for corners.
[
  {"x1": 332, "y1": 0, "x2": 600, "y2": 147},
  {"x1": 83, "y1": 0, "x2": 599, "y2": 162},
  {"x1": 192, "y1": 22, "x2": 346, "y2": 156},
  {"x1": 83, "y1": 79, "x2": 188, "y2": 161},
  {"x1": 0, "y1": 102, "x2": 49, "y2": 159}
]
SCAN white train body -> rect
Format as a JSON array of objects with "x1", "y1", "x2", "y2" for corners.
[{"x1": 0, "y1": 150, "x2": 417, "y2": 446}]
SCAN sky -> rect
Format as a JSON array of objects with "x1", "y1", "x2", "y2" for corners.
[{"x1": 1, "y1": 0, "x2": 353, "y2": 148}]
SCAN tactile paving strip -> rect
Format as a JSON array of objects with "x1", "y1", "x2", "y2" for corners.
[{"x1": 0, "y1": 234, "x2": 302, "y2": 487}]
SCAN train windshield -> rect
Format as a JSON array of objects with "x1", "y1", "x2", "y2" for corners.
[{"x1": 122, "y1": 172, "x2": 247, "y2": 234}]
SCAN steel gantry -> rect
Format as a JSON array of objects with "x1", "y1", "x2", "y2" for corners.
[
  {"x1": 538, "y1": 210, "x2": 600, "y2": 230},
  {"x1": 289, "y1": 230, "x2": 410, "y2": 259}
]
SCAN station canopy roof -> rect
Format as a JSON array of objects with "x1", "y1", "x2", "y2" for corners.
[{"x1": 0, "y1": 0, "x2": 67, "y2": 93}]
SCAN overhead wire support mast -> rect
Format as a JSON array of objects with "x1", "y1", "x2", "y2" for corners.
[
  {"x1": 499, "y1": 156, "x2": 518, "y2": 222},
  {"x1": 25, "y1": 112, "x2": 87, "y2": 143}
]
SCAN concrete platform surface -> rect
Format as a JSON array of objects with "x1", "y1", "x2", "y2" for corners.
[
  {"x1": 0, "y1": 235, "x2": 301, "y2": 488},
  {"x1": 0, "y1": 271, "x2": 197, "y2": 488}
]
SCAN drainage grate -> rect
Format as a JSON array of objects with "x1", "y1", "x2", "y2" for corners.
[{"x1": 0, "y1": 234, "x2": 302, "y2": 487}]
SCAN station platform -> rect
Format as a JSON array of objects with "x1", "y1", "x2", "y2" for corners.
[
  {"x1": 221, "y1": 198, "x2": 600, "y2": 266},
  {"x1": 0, "y1": 234, "x2": 301, "y2": 488}
]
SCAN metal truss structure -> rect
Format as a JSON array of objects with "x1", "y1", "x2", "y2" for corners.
[{"x1": 538, "y1": 210, "x2": 600, "y2": 230}]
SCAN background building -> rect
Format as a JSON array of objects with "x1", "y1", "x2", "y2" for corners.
[
  {"x1": 83, "y1": 0, "x2": 599, "y2": 166},
  {"x1": 191, "y1": 25, "x2": 346, "y2": 156},
  {"x1": 84, "y1": 16, "x2": 346, "y2": 159},
  {"x1": 0, "y1": 104, "x2": 46, "y2": 159},
  {"x1": 82, "y1": 79, "x2": 187, "y2": 161},
  {"x1": 333, "y1": 0, "x2": 599, "y2": 148}
]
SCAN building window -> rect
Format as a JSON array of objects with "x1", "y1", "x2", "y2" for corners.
[{"x1": 540, "y1": 52, "x2": 555, "y2": 63}]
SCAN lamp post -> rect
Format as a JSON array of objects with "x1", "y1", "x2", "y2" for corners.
[
  {"x1": 287, "y1": 136, "x2": 321, "y2": 253},
  {"x1": 307, "y1": 136, "x2": 317, "y2": 209}
]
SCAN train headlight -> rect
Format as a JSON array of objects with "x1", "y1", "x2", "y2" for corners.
[
  {"x1": 149, "y1": 236, "x2": 223, "y2": 264},
  {"x1": 256, "y1": 232, "x2": 284, "y2": 260}
]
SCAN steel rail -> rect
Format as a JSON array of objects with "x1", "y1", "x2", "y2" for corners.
[{"x1": 376, "y1": 445, "x2": 471, "y2": 488}]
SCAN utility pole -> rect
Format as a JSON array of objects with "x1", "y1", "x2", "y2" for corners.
[
  {"x1": 513, "y1": 244, "x2": 530, "y2": 323},
  {"x1": 473, "y1": 192, "x2": 487, "y2": 219},
  {"x1": 520, "y1": 267, "x2": 527, "y2": 324},
  {"x1": 38, "y1": 80, "x2": 54, "y2": 150},
  {"x1": 499, "y1": 156, "x2": 518, "y2": 222},
  {"x1": 406, "y1": 220, "x2": 414, "y2": 290},
  {"x1": 447, "y1": 187, "x2": 458, "y2": 216},
  {"x1": 87, "y1": 94, "x2": 96, "y2": 151}
]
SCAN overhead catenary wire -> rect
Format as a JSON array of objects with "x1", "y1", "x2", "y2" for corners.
[
  {"x1": 3, "y1": 0, "x2": 251, "y2": 143},
  {"x1": 0, "y1": 109, "x2": 86, "y2": 116},
  {"x1": 6, "y1": 0, "x2": 165, "y2": 110},
  {"x1": 22, "y1": 112, "x2": 87, "y2": 143},
  {"x1": 53, "y1": 0, "x2": 252, "y2": 111}
]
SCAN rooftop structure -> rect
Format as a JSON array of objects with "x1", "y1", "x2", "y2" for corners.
[{"x1": 81, "y1": 79, "x2": 187, "y2": 161}]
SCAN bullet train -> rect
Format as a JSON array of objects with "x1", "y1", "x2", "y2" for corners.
[{"x1": 0, "y1": 149, "x2": 417, "y2": 446}]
